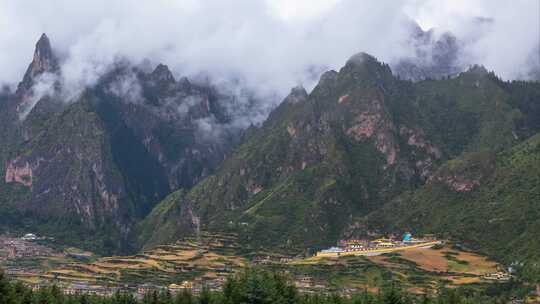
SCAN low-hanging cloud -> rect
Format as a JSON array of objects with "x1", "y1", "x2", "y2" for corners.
[
  {"x1": 18, "y1": 72, "x2": 58, "y2": 120},
  {"x1": 0, "y1": 0, "x2": 538, "y2": 106}
]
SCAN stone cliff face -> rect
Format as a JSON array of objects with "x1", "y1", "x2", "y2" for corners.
[
  {"x1": 427, "y1": 151, "x2": 495, "y2": 193},
  {"x1": 16, "y1": 34, "x2": 59, "y2": 95},
  {"x1": 0, "y1": 35, "x2": 244, "y2": 253},
  {"x1": 5, "y1": 158, "x2": 33, "y2": 188},
  {"x1": 5, "y1": 97, "x2": 130, "y2": 235},
  {"x1": 15, "y1": 33, "x2": 60, "y2": 115},
  {"x1": 345, "y1": 95, "x2": 399, "y2": 166}
]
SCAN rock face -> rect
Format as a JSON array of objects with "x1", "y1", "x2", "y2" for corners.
[
  {"x1": 426, "y1": 151, "x2": 495, "y2": 193},
  {"x1": 5, "y1": 159, "x2": 33, "y2": 187},
  {"x1": 17, "y1": 34, "x2": 59, "y2": 92},
  {"x1": 4, "y1": 96, "x2": 133, "y2": 252},
  {"x1": 0, "y1": 35, "x2": 244, "y2": 254},
  {"x1": 345, "y1": 96, "x2": 399, "y2": 166},
  {"x1": 16, "y1": 34, "x2": 59, "y2": 108}
]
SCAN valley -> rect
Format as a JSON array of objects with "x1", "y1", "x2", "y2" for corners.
[
  {"x1": 1, "y1": 231, "x2": 510, "y2": 297},
  {"x1": 0, "y1": 20, "x2": 539, "y2": 302}
]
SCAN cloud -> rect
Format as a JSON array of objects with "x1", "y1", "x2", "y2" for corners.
[
  {"x1": 404, "y1": 0, "x2": 540, "y2": 80},
  {"x1": 18, "y1": 72, "x2": 59, "y2": 120},
  {"x1": 0, "y1": 0, "x2": 538, "y2": 105},
  {"x1": 105, "y1": 70, "x2": 144, "y2": 104}
]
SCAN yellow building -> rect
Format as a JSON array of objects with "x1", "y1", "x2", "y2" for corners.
[{"x1": 168, "y1": 281, "x2": 193, "y2": 294}]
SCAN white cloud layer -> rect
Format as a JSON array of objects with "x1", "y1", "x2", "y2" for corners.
[{"x1": 0, "y1": 0, "x2": 538, "y2": 100}]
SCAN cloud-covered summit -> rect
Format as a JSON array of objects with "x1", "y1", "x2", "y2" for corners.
[{"x1": 0, "y1": 0, "x2": 538, "y2": 107}]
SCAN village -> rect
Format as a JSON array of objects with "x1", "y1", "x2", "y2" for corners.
[
  {"x1": 27, "y1": 278, "x2": 225, "y2": 299},
  {"x1": 0, "y1": 232, "x2": 240, "y2": 298},
  {"x1": 0, "y1": 232, "x2": 518, "y2": 297},
  {"x1": 316, "y1": 233, "x2": 442, "y2": 257},
  {"x1": 0, "y1": 234, "x2": 54, "y2": 261}
]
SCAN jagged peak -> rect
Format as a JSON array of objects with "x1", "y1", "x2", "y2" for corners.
[
  {"x1": 345, "y1": 52, "x2": 380, "y2": 67},
  {"x1": 457, "y1": 64, "x2": 497, "y2": 82},
  {"x1": 319, "y1": 70, "x2": 338, "y2": 83},
  {"x1": 36, "y1": 33, "x2": 51, "y2": 53},
  {"x1": 151, "y1": 63, "x2": 175, "y2": 83},
  {"x1": 31, "y1": 33, "x2": 58, "y2": 74},
  {"x1": 16, "y1": 33, "x2": 59, "y2": 96},
  {"x1": 466, "y1": 64, "x2": 489, "y2": 75},
  {"x1": 178, "y1": 76, "x2": 191, "y2": 88},
  {"x1": 284, "y1": 85, "x2": 308, "y2": 104},
  {"x1": 342, "y1": 52, "x2": 392, "y2": 74},
  {"x1": 291, "y1": 85, "x2": 307, "y2": 95},
  {"x1": 340, "y1": 52, "x2": 393, "y2": 84},
  {"x1": 310, "y1": 70, "x2": 338, "y2": 96}
]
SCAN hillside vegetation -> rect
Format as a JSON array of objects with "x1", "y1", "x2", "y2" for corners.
[
  {"x1": 365, "y1": 133, "x2": 540, "y2": 263},
  {"x1": 139, "y1": 54, "x2": 540, "y2": 268}
]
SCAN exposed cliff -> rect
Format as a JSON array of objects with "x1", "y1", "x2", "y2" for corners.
[{"x1": 0, "y1": 35, "x2": 245, "y2": 253}]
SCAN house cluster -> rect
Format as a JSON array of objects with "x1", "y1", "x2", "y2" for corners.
[
  {"x1": 135, "y1": 280, "x2": 213, "y2": 299},
  {"x1": 0, "y1": 235, "x2": 53, "y2": 261},
  {"x1": 24, "y1": 275, "x2": 230, "y2": 299},
  {"x1": 317, "y1": 234, "x2": 441, "y2": 258},
  {"x1": 131, "y1": 276, "x2": 227, "y2": 299},
  {"x1": 63, "y1": 281, "x2": 125, "y2": 297},
  {"x1": 293, "y1": 276, "x2": 327, "y2": 294},
  {"x1": 483, "y1": 271, "x2": 512, "y2": 282},
  {"x1": 251, "y1": 254, "x2": 298, "y2": 266}
]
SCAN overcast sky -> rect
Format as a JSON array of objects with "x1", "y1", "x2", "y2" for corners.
[{"x1": 0, "y1": 0, "x2": 538, "y2": 98}]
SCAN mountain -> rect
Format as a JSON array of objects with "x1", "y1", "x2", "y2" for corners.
[
  {"x1": 16, "y1": 33, "x2": 59, "y2": 97},
  {"x1": 138, "y1": 52, "x2": 540, "y2": 254},
  {"x1": 1, "y1": 33, "x2": 540, "y2": 263},
  {"x1": 0, "y1": 35, "x2": 245, "y2": 254},
  {"x1": 364, "y1": 133, "x2": 540, "y2": 263}
]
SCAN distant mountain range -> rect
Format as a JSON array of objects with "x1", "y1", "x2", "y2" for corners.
[{"x1": 1, "y1": 32, "x2": 539, "y2": 267}]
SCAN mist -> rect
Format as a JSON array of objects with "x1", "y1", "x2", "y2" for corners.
[{"x1": 0, "y1": 0, "x2": 538, "y2": 110}]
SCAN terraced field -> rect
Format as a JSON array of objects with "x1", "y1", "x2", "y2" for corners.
[
  {"x1": 7, "y1": 235, "x2": 507, "y2": 295},
  {"x1": 365, "y1": 245, "x2": 500, "y2": 291},
  {"x1": 283, "y1": 244, "x2": 503, "y2": 293},
  {"x1": 13, "y1": 232, "x2": 246, "y2": 286}
]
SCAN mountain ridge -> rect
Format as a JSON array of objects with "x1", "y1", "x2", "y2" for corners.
[
  {"x1": 136, "y1": 52, "x2": 540, "y2": 259},
  {"x1": 0, "y1": 34, "x2": 539, "y2": 263},
  {"x1": 0, "y1": 35, "x2": 249, "y2": 253}
]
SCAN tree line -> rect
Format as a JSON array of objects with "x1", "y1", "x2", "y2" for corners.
[{"x1": 0, "y1": 268, "x2": 524, "y2": 304}]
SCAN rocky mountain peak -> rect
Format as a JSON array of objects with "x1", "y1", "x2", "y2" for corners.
[
  {"x1": 466, "y1": 64, "x2": 489, "y2": 75},
  {"x1": 340, "y1": 52, "x2": 393, "y2": 87},
  {"x1": 150, "y1": 63, "x2": 176, "y2": 84},
  {"x1": 343, "y1": 52, "x2": 391, "y2": 76},
  {"x1": 284, "y1": 85, "x2": 308, "y2": 104},
  {"x1": 345, "y1": 52, "x2": 379, "y2": 67},
  {"x1": 312, "y1": 70, "x2": 338, "y2": 95},
  {"x1": 16, "y1": 33, "x2": 59, "y2": 96}
]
